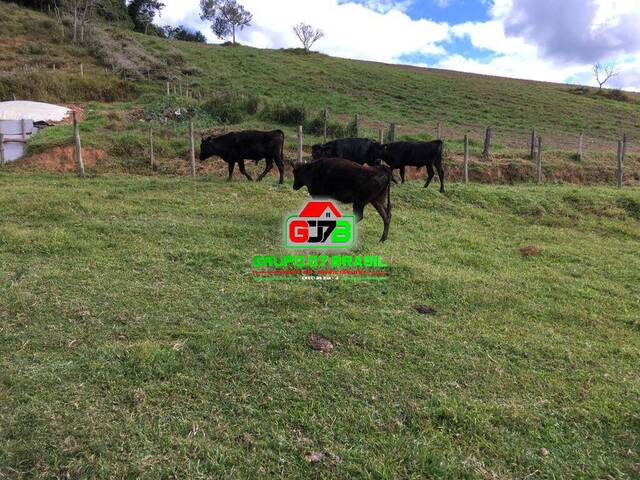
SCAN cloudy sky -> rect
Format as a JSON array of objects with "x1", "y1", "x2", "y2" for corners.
[{"x1": 156, "y1": 0, "x2": 640, "y2": 91}]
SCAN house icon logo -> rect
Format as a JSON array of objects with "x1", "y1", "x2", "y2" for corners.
[{"x1": 285, "y1": 201, "x2": 356, "y2": 249}]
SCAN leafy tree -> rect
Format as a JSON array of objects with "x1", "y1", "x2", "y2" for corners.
[
  {"x1": 292, "y1": 23, "x2": 324, "y2": 51},
  {"x1": 200, "y1": 0, "x2": 252, "y2": 45},
  {"x1": 163, "y1": 25, "x2": 206, "y2": 43},
  {"x1": 127, "y1": 0, "x2": 164, "y2": 35}
]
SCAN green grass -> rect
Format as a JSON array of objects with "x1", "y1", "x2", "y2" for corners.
[{"x1": 1, "y1": 172, "x2": 639, "y2": 478}]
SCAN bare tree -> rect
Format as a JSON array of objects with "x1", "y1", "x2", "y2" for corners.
[
  {"x1": 63, "y1": 0, "x2": 101, "y2": 42},
  {"x1": 293, "y1": 23, "x2": 324, "y2": 51},
  {"x1": 200, "y1": 0, "x2": 252, "y2": 45},
  {"x1": 593, "y1": 63, "x2": 620, "y2": 89}
]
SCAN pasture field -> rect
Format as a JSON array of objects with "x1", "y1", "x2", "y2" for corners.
[{"x1": 1, "y1": 172, "x2": 639, "y2": 478}]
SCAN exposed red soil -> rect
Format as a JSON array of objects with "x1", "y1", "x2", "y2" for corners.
[
  {"x1": 58, "y1": 104, "x2": 84, "y2": 124},
  {"x1": 18, "y1": 146, "x2": 106, "y2": 172},
  {"x1": 0, "y1": 37, "x2": 26, "y2": 48}
]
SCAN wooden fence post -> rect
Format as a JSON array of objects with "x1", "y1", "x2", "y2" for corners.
[
  {"x1": 378, "y1": 128, "x2": 384, "y2": 144},
  {"x1": 148, "y1": 121, "x2": 155, "y2": 169},
  {"x1": 323, "y1": 108, "x2": 328, "y2": 143},
  {"x1": 437, "y1": 122, "x2": 442, "y2": 140},
  {"x1": 21, "y1": 119, "x2": 27, "y2": 142},
  {"x1": 189, "y1": 118, "x2": 196, "y2": 178},
  {"x1": 483, "y1": 126, "x2": 492, "y2": 161},
  {"x1": 0, "y1": 134, "x2": 5, "y2": 166},
  {"x1": 389, "y1": 123, "x2": 396, "y2": 143},
  {"x1": 166, "y1": 81, "x2": 170, "y2": 96},
  {"x1": 530, "y1": 129, "x2": 536, "y2": 159},
  {"x1": 617, "y1": 140, "x2": 623, "y2": 188},
  {"x1": 622, "y1": 133, "x2": 628, "y2": 159},
  {"x1": 577, "y1": 133, "x2": 583, "y2": 161},
  {"x1": 80, "y1": 63, "x2": 84, "y2": 77},
  {"x1": 354, "y1": 114, "x2": 360, "y2": 137},
  {"x1": 536, "y1": 136, "x2": 542, "y2": 183},
  {"x1": 297, "y1": 125, "x2": 303, "y2": 163},
  {"x1": 73, "y1": 111, "x2": 85, "y2": 177},
  {"x1": 463, "y1": 134, "x2": 469, "y2": 183}
]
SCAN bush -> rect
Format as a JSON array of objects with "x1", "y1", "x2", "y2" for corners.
[
  {"x1": 604, "y1": 89, "x2": 628, "y2": 102},
  {"x1": 260, "y1": 102, "x2": 306, "y2": 126},
  {"x1": 181, "y1": 66, "x2": 203, "y2": 76},
  {"x1": 305, "y1": 111, "x2": 350, "y2": 139},
  {"x1": 201, "y1": 90, "x2": 261, "y2": 124},
  {"x1": 143, "y1": 95, "x2": 200, "y2": 122}
]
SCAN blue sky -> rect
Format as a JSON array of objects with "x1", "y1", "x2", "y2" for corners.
[{"x1": 158, "y1": 0, "x2": 640, "y2": 91}]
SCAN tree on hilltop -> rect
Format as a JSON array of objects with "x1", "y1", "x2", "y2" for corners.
[
  {"x1": 593, "y1": 63, "x2": 620, "y2": 90},
  {"x1": 293, "y1": 23, "x2": 324, "y2": 51},
  {"x1": 200, "y1": 0, "x2": 252, "y2": 45}
]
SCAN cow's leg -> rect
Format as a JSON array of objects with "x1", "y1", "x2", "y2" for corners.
[
  {"x1": 424, "y1": 163, "x2": 435, "y2": 189},
  {"x1": 238, "y1": 160, "x2": 253, "y2": 181},
  {"x1": 435, "y1": 158, "x2": 445, "y2": 193},
  {"x1": 275, "y1": 157, "x2": 285, "y2": 184},
  {"x1": 227, "y1": 161, "x2": 235, "y2": 181},
  {"x1": 257, "y1": 158, "x2": 273, "y2": 182},
  {"x1": 400, "y1": 165, "x2": 406, "y2": 184},
  {"x1": 353, "y1": 202, "x2": 365, "y2": 222},
  {"x1": 372, "y1": 199, "x2": 390, "y2": 242}
]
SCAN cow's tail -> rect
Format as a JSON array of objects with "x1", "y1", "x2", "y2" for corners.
[
  {"x1": 276, "y1": 129, "x2": 288, "y2": 165},
  {"x1": 386, "y1": 170, "x2": 392, "y2": 214},
  {"x1": 435, "y1": 139, "x2": 444, "y2": 170}
]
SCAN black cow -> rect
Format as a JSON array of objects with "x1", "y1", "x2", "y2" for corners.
[
  {"x1": 381, "y1": 140, "x2": 445, "y2": 192},
  {"x1": 199, "y1": 130, "x2": 285, "y2": 183},
  {"x1": 293, "y1": 158, "x2": 393, "y2": 242},
  {"x1": 311, "y1": 138, "x2": 383, "y2": 166}
]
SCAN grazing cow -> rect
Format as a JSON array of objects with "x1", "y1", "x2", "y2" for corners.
[
  {"x1": 380, "y1": 140, "x2": 445, "y2": 192},
  {"x1": 199, "y1": 130, "x2": 285, "y2": 183},
  {"x1": 292, "y1": 158, "x2": 393, "y2": 242},
  {"x1": 311, "y1": 138, "x2": 383, "y2": 166}
]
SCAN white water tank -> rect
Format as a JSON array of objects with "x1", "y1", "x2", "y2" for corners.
[{"x1": 0, "y1": 119, "x2": 34, "y2": 162}]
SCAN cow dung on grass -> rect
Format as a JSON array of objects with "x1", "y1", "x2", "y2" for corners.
[
  {"x1": 519, "y1": 245, "x2": 542, "y2": 257},
  {"x1": 414, "y1": 305, "x2": 437, "y2": 315},
  {"x1": 307, "y1": 333, "x2": 334, "y2": 353}
]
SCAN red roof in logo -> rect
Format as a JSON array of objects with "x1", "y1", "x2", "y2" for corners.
[{"x1": 298, "y1": 201, "x2": 342, "y2": 218}]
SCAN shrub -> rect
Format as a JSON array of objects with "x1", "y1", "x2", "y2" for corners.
[
  {"x1": 305, "y1": 111, "x2": 350, "y2": 138},
  {"x1": 181, "y1": 66, "x2": 203, "y2": 76},
  {"x1": 143, "y1": 95, "x2": 200, "y2": 122},
  {"x1": 604, "y1": 89, "x2": 628, "y2": 102},
  {"x1": 260, "y1": 102, "x2": 306, "y2": 125},
  {"x1": 201, "y1": 90, "x2": 261, "y2": 124}
]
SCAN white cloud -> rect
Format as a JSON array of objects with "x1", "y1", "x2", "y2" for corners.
[
  {"x1": 155, "y1": 0, "x2": 640, "y2": 91},
  {"x1": 157, "y1": 0, "x2": 448, "y2": 64},
  {"x1": 440, "y1": 0, "x2": 640, "y2": 90}
]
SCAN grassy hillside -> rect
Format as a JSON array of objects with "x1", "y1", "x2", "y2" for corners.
[
  {"x1": 1, "y1": 1, "x2": 639, "y2": 165},
  {"x1": 1, "y1": 172, "x2": 639, "y2": 478}
]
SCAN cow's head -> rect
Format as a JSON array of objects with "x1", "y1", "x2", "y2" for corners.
[
  {"x1": 375, "y1": 144, "x2": 395, "y2": 167},
  {"x1": 199, "y1": 136, "x2": 220, "y2": 161},
  {"x1": 292, "y1": 162, "x2": 311, "y2": 190},
  {"x1": 366, "y1": 142, "x2": 386, "y2": 166},
  {"x1": 311, "y1": 144, "x2": 326, "y2": 160}
]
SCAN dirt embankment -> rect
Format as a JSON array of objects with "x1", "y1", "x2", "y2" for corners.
[
  {"x1": 17, "y1": 146, "x2": 107, "y2": 172},
  {"x1": 8, "y1": 145, "x2": 640, "y2": 186}
]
